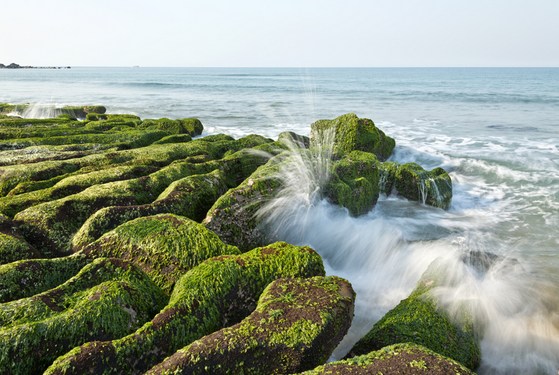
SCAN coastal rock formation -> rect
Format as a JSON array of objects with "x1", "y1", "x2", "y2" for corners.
[
  {"x1": 325, "y1": 150, "x2": 380, "y2": 216},
  {"x1": 389, "y1": 162, "x2": 453, "y2": 209},
  {"x1": 347, "y1": 261, "x2": 481, "y2": 370},
  {"x1": 146, "y1": 276, "x2": 355, "y2": 374},
  {"x1": 0, "y1": 106, "x2": 460, "y2": 373},
  {"x1": 45, "y1": 242, "x2": 325, "y2": 374},
  {"x1": 298, "y1": 343, "x2": 475, "y2": 375},
  {"x1": 0, "y1": 257, "x2": 167, "y2": 374},
  {"x1": 310, "y1": 113, "x2": 395, "y2": 161}
]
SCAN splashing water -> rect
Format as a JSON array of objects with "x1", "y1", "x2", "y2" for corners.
[
  {"x1": 256, "y1": 133, "x2": 559, "y2": 374},
  {"x1": 21, "y1": 103, "x2": 62, "y2": 118}
]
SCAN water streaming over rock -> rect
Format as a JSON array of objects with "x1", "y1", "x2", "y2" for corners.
[{"x1": 256, "y1": 130, "x2": 559, "y2": 375}]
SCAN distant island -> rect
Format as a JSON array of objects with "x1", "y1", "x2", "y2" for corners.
[{"x1": 0, "y1": 63, "x2": 71, "y2": 69}]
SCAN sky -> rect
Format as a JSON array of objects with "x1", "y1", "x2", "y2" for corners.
[{"x1": 1, "y1": 0, "x2": 558, "y2": 67}]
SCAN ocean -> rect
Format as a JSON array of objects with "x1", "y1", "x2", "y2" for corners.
[{"x1": 1, "y1": 67, "x2": 558, "y2": 374}]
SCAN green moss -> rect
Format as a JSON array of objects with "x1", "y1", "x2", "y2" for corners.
[
  {"x1": 140, "y1": 118, "x2": 203, "y2": 137},
  {"x1": 0, "y1": 165, "x2": 155, "y2": 217},
  {"x1": 310, "y1": 113, "x2": 395, "y2": 161},
  {"x1": 378, "y1": 161, "x2": 398, "y2": 195},
  {"x1": 0, "y1": 257, "x2": 167, "y2": 375},
  {"x1": 82, "y1": 214, "x2": 240, "y2": 294},
  {"x1": 46, "y1": 242, "x2": 325, "y2": 374},
  {"x1": 394, "y1": 163, "x2": 453, "y2": 209},
  {"x1": 325, "y1": 151, "x2": 380, "y2": 216},
  {"x1": 146, "y1": 276, "x2": 355, "y2": 374},
  {"x1": 299, "y1": 343, "x2": 475, "y2": 375},
  {"x1": 0, "y1": 231, "x2": 39, "y2": 264},
  {"x1": 348, "y1": 267, "x2": 480, "y2": 370},
  {"x1": 0, "y1": 254, "x2": 89, "y2": 302},
  {"x1": 153, "y1": 133, "x2": 192, "y2": 145}
]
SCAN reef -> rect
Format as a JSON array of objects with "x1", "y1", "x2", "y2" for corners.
[{"x1": 0, "y1": 107, "x2": 461, "y2": 374}]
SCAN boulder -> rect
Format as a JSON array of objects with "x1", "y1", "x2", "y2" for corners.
[
  {"x1": 347, "y1": 262, "x2": 480, "y2": 370},
  {"x1": 310, "y1": 113, "x2": 395, "y2": 161},
  {"x1": 146, "y1": 276, "x2": 355, "y2": 374},
  {"x1": 324, "y1": 151, "x2": 380, "y2": 216},
  {"x1": 299, "y1": 343, "x2": 475, "y2": 375},
  {"x1": 394, "y1": 163, "x2": 453, "y2": 209}
]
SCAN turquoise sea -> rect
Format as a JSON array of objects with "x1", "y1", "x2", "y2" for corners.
[{"x1": 1, "y1": 67, "x2": 558, "y2": 374}]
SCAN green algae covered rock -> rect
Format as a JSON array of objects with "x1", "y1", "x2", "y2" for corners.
[
  {"x1": 203, "y1": 154, "x2": 284, "y2": 251},
  {"x1": 71, "y1": 169, "x2": 231, "y2": 248},
  {"x1": 0, "y1": 257, "x2": 167, "y2": 375},
  {"x1": 146, "y1": 276, "x2": 355, "y2": 375},
  {"x1": 46, "y1": 242, "x2": 325, "y2": 375},
  {"x1": 310, "y1": 113, "x2": 395, "y2": 161},
  {"x1": 82, "y1": 214, "x2": 240, "y2": 293},
  {"x1": 325, "y1": 151, "x2": 380, "y2": 216},
  {"x1": 347, "y1": 266, "x2": 480, "y2": 370},
  {"x1": 140, "y1": 118, "x2": 203, "y2": 137},
  {"x1": 0, "y1": 254, "x2": 89, "y2": 303},
  {"x1": 394, "y1": 163, "x2": 453, "y2": 209},
  {"x1": 299, "y1": 343, "x2": 475, "y2": 375}
]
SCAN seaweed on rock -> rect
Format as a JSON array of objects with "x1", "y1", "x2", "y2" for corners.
[
  {"x1": 0, "y1": 257, "x2": 167, "y2": 375},
  {"x1": 299, "y1": 343, "x2": 475, "y2": 375},
  {"x1": 347, "y1": 261, "x2": 481, "y2": 370},
  {"x1": 45, "y1": 242, "x2": 325, "y2": 375},
  {"x1": 82, "y1": 214, "x2": 240, "y2": 293},
  {"x1": 146, "y1": 276, "x2": 355, "y2": 374}
]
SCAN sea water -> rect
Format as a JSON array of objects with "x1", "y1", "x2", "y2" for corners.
[{"x1": 1, "y1": 67, "x2": 558, "y2": 374}]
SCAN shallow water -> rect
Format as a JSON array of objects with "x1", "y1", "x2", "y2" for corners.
[{"x1": 2, "y1": 67, "x2": 558, "y2": 374}]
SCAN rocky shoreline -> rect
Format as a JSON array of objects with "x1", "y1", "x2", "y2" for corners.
[{"x1": 0, "y1": 105, "x2": 477, "y2": 374}]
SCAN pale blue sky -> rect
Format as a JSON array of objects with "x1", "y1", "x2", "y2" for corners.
[{"x1": 2, "y1": 0, "x2": 558, "y2": 67}]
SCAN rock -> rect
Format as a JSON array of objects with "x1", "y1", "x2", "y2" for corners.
[
  {"x1": 203, "y1": 154, "x2": 284, "y2": 251},
  {"x1": 146, "y1": 276, "x2": 355, "y2": 374},
  {"x1": 0, "y1": 254, "x2": 88, "y2": 303},
  {"x1": 45, "y1": 242, "x2": 325, "y2": 375},
  {"x1": 140, "y1": 118, "x2": 203, "y2": 137},
  {"x1": 299, "y1": 343, "x2": 475, "y2": 375},
  {"x1": 0, "y1": 215, "x2": 39, "y2": 264},
  {"x1": 82, "y1": 214, "x2": 240, "y2": 293},
  {"x1": 0, "y1": 257, "x2": 167, "y2": 375},
  {"x1": 394, "y1": 163, "x2": 453, "y2": 209},
  {"x1": 310, "y1": 113, "x2": 395, "y2": 161},
  {"x1": 278, "y1": 131, "x2": 310, "y2": 148},
  {"x1": 325, "y1": 151, "x2": 380, "y2": 216},
  {"x1": 347, "y1": 262, "x2": 480, "y2": 370}
]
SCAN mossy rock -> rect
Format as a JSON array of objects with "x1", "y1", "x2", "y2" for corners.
[
  {"x1": 394, "y1": 163, "x2": 453, "y2": 209},
  {"x1": 60, "y1": 105, "x2": 106, "y2": 119},
  {"x1": 378, "y1": 161, "x2": 399, "y2": 195},
  {"x1": 310, "y1": 113, "x2": 395, "y2": 161},
  {"x1": 46, "y1": 242, "x2": 325, "y2": 375},
  {"x1": 72, "y1": 168, "x2": 232, "y2": 249},
  {"x1": 152, "y1": 134, "x2": 192, "y2": 145},
  {"x1": 347, "y1": 263, "x2": 480, "y2": 370},
  {"x1": 0, "y1": 215, "x2": 40, "y2": 264},
  {"x1": 299, "y1": 343, "x2": 475, "y2": 375},
  {"x1": 82, "y1": 214, "x2": 240, "y2": 293},
  {"x1": 0, "y1": 254, "x2": 89, "y2": 303},
  {"x1": 203, "y1": 154, "x2": 285, "y2": 251},
  {"x1": 146, "y1": 276, "x2": 355, "y2": 374},
  {"x1": 278, "y1": 131, "x2": 310, "y2": 148},
  {"x1": 0, "y1": 257, "x2": 167, "y2": 375},
  {"x1": 141, "y1": 118, "x2": 203, "y2": 137},
  {"x1": 0, "y1": 164, "x2": 156, "y2": 218},
  {"x1": 324, "y1": 151, "x2": 380, "y2": 216}
]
